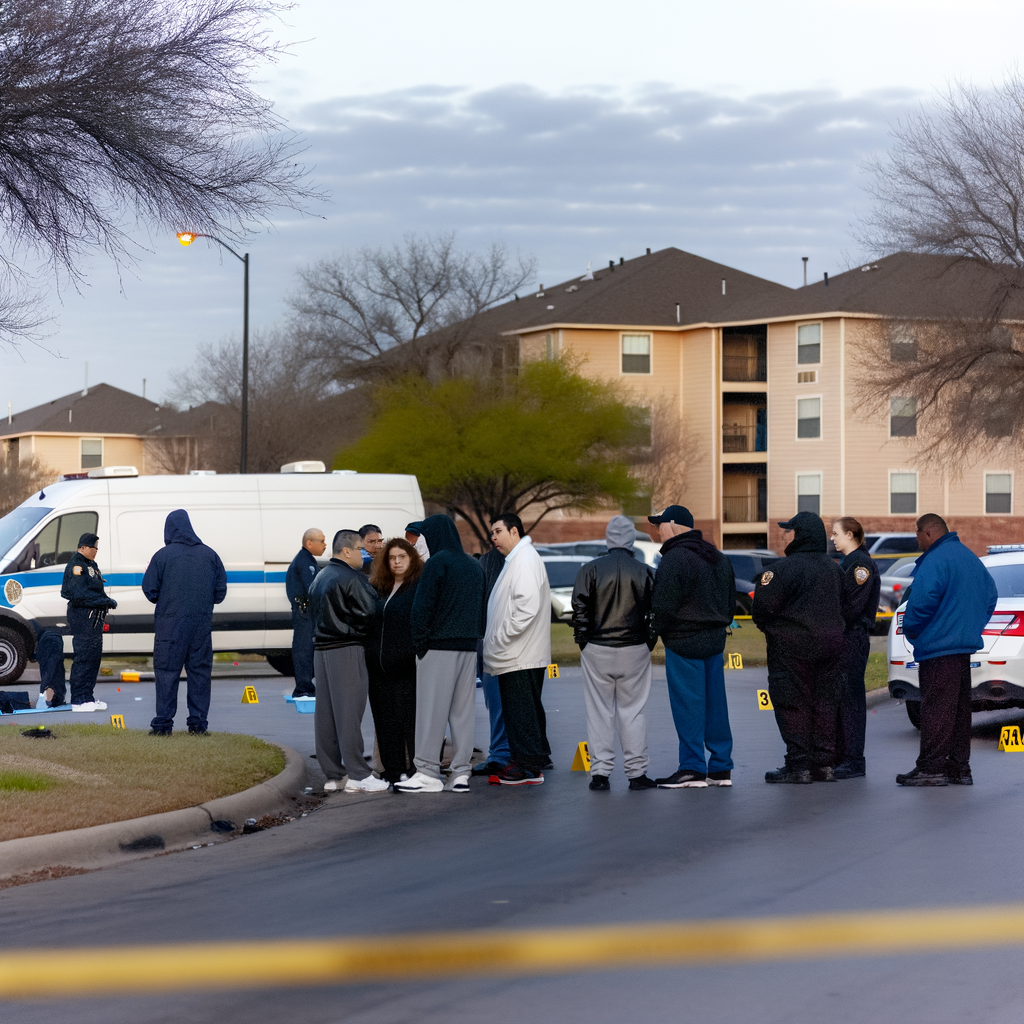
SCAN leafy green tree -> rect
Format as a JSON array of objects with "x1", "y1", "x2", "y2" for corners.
[{"x1": 335, "y1": 359, "x2": 644, "y2": 549}]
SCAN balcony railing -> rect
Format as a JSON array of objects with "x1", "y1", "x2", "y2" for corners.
[
  {"x1": 722, "y1": 353, "x2": 767, "y2": 382},
  {"x1": 722, "y1": 495, "x2": 766, "y2": 523},
  {"x1": 722, "y1": 424, "x2": 767, "y2": 453}
]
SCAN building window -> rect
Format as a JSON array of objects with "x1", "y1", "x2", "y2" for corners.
[
  {"x1": 890, "y1": 396, "x2": 917, "y2": 437},
  {"x1": 621, "y1": 333, "x2": 651, "y2": 374},
  {"x1": 797, "y1": 323, "x2": 821, "y2": 364},
  {"x1": 545, "y1": 332, "x2": 561, "y2": 360},
  {"x1": 797, "y1": 397, "x2": 821, "y2": 438},
  {"x1": 890, "y1": 471, "x2": 918, "y2": 514},
  {"x1": 890, "y1": 327, "x2": 917, "y2": 362},
  {"x1": 80, "y1": 438, "x2": 102, "y2": 469},
  {"x1": 986, "y1": 473, "x2": 1012, "y2": 514},
  {"x1": 797, "y1": 473, "x2": 821, "y2": 515}
]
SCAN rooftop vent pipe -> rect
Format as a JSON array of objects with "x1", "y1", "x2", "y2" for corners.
[
  {"x1": 824, "y1": 272, "x2": 829, "y2": 286},
  {"x1": 802, "y1": 256, "x2": 808, "y2": 287}
]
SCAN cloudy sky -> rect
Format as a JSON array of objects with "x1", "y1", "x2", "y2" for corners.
[{"x1": 4, "y1": 0, "x2": 1024, "y2": 410}]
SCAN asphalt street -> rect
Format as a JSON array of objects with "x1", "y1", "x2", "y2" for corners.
[{"x1": 5, "y1": 665, "x2": 1024, "y2": 1024}]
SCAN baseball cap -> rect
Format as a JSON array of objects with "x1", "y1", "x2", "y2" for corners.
[{"x1": 647, "y1": 505, "x2": 694, "y2": 528}]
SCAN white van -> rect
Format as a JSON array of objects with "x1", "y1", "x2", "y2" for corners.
[{"x1": 0, "y1": 469, "x2": 424, "y2": 684}]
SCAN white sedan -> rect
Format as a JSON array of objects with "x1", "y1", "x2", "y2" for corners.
[{"x1": 888, "y1": 550, "x2": 1024, "y2": 727}]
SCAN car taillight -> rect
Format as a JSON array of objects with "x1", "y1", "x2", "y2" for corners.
[
  {"x1": 895, "y1": 612, "x2": 904, "y2": 635},
  {"x1": 982, "y1": 613, "x2": 1024, "y2": 636},
  {"x1": 893, "y1": 583, "x2": 902, "y2": 592},
  {"x1": 748, "y1": 591, "x2": 755, "y2": 599}
]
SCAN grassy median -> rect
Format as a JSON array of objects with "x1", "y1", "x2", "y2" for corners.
[{"x1": 0, "y1": 725, "x2": 284, "y2": 843}]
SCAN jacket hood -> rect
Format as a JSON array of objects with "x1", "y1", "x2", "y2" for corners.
[
  {"x1": 605, "y1": 515, "x2": 635, "y2": 552},
  {"x1": 783, "y1": 511, "x2": 827, "y2": 554},
  {"x1": 662, "y1": 528, "x2": 720, "y2": 565},
  {"x1": 164, "y1": 509, "x2": 202, "y2": 546},
  {"x1": 419, "y1": 514, "x2": 464, "y2": 557}
]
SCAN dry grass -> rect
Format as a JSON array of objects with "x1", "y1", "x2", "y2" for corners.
[{"x1": 0, "y1": 725, "x2": 284, "y2": 842}]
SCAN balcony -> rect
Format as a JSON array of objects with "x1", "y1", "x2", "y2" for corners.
[
  {"x1": 722, "y1": 353, "x2": 767, "y2": 382},
  {"x1": 723, "y1": 495, "x2": 765, "y2": 523},
  {"x1": 722, "y1": 325, "x2": 767, "y2": 382},
  {"x1": 722, "y1": 424, "x2": 766, "y2": 453}
]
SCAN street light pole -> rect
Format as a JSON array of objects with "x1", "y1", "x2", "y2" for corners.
[{"x1": 176, "y1": 232, "x2": 251, "y2": 474}]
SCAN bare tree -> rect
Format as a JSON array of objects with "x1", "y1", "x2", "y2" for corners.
[
  {"x1": 855, "y1": 76, "x2": 1024, "y2": 462},
  {"x1": 289, "y1": 232, "x2": 535, "y2": 384},
  {"x1": 626, "y1": 397, "x2": 705, "y2": 514},
  {"x1": 0, "y1": 453, "x2": 55, "y2": 516},
  {"x1": 0, "y1": 0, "x2": 313, "y2": 343}
]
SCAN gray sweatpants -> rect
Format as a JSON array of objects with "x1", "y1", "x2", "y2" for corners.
[
  {"x1": 413, "y1": 649, "x2": 476, "y2": 781},
  {"x1": 580, "y1": 642, "x2": 653, "y2": 779},
  {"x1": 314, "y1": 645, "x2": 372, "y2": 782}
]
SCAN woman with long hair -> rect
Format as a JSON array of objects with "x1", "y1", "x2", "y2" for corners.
[
  {"x1": 830, "y1": 516, "x2": 881, "y2": 779},
  {"x1": 366, "y1": 537, "x2": 423, "y2": 783}
]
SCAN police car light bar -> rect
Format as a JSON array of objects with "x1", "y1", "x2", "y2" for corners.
[
  {"x1": 86, "y1": 466, "x2": 139, "y2": 478},
  {"x1": 988, "y1": 544, "x2": 1024, "y2": 553}
]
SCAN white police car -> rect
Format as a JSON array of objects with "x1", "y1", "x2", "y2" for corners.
[{"x1": 888, "y1": 549, "x2": 1024, "y2": 727}]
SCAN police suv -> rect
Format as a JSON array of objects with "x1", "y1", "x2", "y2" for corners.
[
  {"x1": 888, "y1": 549, "x2": 1024, "y2": 727},
  {"x1": 0, "y1": 466, "x2": 424, "y2": 684}
]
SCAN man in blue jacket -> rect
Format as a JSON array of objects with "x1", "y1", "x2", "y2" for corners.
[
  {"x1": 142, "y1": 510, "x2": 227, "y2": 736},
  {"x1": 898, "y1": 513, "x2": 997, "y2": 786},
  {"x1": 285, "y1": 528, "x2": 325, "y2": 697}
]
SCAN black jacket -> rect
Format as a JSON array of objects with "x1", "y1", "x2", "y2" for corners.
[
  {"x1": 367, "y1": 579, "x2": 419, "y2": 678},
  {"x1": 286, "y1": 547, "x2": 319, "y2": 615},
  {"x1": 61, "y1": 552, "x2": 115, "y2": 611},
  {"x1": 752, "y1": 513, "x2": 845, "y2": 662},
  {"x1": 308, "y1": 558, "x2": 378, "y2": 650},
  {"x1": 410, "y1": 515, "x2": 485, "y2": 655},
  {"x1": 840, "y1": 545, "x2": 881, "y2": 633},
  {"x1": 479, "y1": 547, "x2": 506, "y2": 605},
  {"x1": 141, "y1": 510, "x2": 226, "y2": 623},
  {"x1": 571, "y1": 549, "x2": 655, "y2": 648},
  {"x1": 652, "y1": 530, "x2": 735, "y2": 659}
]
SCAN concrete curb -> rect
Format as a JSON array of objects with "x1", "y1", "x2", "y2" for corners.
[
  {"x1": 0, "y1": 744, "x2": 307, "y2": 882},
  {"x1": 866, "y1": 687, "x2": 893, "y2": 708}
]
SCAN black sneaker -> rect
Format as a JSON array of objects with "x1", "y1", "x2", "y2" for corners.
[
  {"x1": 655, "y1": 770, "x2": 708, "y2": 789},
  {"x1": 811, "y1": 766, "x2": 836, "y2": 782},
  {"x1": 628, "y1": 774, "x2": 658, "y2": 790},
  {"x1": 947, "y1": 770, "x2": 973, "y2": 785},
  {"x1": 188, "y1": 726, "x2": 210, "y2": 736},
  {"x1": 707, "y1": 770, "x2": 732, "y2": 787},
  {"x1": 896, "y1": 767, "x2": 948, "y2": 786},
  {"x1": 471, "y1": 760, "x2": 507, "y2": 777},
  {"x1": 589, "y1": 774, "x2": 610, "y2": 790},
  {"x1": 833, "y1": 761, "x2": 866, "y2": 780},
  {"x1": 765, "y1": 766, "x2": 812, "y2": 784},
  {"x1": 489, "y1": 765, "x2": 544, "y2": 786},
  {"x1": 149, "y1": 728, "x2": 172, "y2": 737}
]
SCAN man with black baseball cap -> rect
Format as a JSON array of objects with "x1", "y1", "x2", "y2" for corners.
[
  {"x1": 752, "y1": 511, "x2": 846, "y2": 783},
  {"x1": 648, "y1": 505, "x2": 736, "y2": 788},
  {"x1": 60, "y1": 532, "x2": 117, "y2": 712}
]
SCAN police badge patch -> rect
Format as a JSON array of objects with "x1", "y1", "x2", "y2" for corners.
[
  {"x1": 761, "y1": 570, "x2": 774, "y2": 586},
  {"x1": 72, "y1": 565, "x2": 83, "y2": 575},
  {"x1": 854, "y1": 566, "x2": 870, "y2": 585}
]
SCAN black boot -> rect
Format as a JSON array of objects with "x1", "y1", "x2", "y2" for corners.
[
  {"x1": 765, "y1": 765, "x2": 812, "y2": 784},
  {"x1": 589, "y1": 774, "x2": 610, "y2": 790}
]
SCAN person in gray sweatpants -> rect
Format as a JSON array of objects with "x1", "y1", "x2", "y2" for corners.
[{"x1": 571, "y1": 516, "x2": 657, "y2": 790}]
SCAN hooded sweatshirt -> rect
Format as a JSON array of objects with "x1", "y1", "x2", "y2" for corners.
[
  {"x1": 484, "y1": 534, "x2": 552, "y2": 675},
  {"x1": 409, "y1": 514, "x2": 484, "y2": 655},
  {"x1": 141, "y1": 510, "x2": 227, "y2": 622},
  {"x1": 752, "y1": 511, "x2": 844, "y2": 661}
]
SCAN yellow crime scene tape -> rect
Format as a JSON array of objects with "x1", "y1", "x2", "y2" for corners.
[{"x1": 5, "y1": 904, "x2": 1024, "y2": 999}]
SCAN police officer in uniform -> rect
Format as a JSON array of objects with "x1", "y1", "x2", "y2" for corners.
[
  {"x1": 285, "y1": 528, "x2": 325, "y2": 697},
  {"x1": 831, "y1": 517, "x2": 881, "y2": 779},
  {"x1": 752, "y1": 511, "x2": 846, "y2": 783},
  {"x1": 60, "y1": 532, "x2": 117, "y2": 712}
]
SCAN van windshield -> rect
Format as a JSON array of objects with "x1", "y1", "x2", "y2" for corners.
[{"x1": 0, "y1": 506, "x2": 52, "y2": 564}]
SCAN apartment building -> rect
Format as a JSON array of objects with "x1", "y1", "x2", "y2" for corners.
[{"x1": 467, "y1": 247, "x2": 1022, "y2": 554}]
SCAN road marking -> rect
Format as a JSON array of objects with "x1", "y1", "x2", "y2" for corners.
[{"x1": 5, "y1": 904, "x2": 1024, "y2": 998}]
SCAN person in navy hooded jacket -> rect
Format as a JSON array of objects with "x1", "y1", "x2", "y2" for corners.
[
  {"x1": 897, "y1": 513, "x2": 997, "y2": 786},
  {"x1": 142, "y1": 509, "x2": 227, "y2": 736}
]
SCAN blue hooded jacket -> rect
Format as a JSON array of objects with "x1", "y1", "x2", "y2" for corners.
[
  {"x1": 902, "y1": 531, "x2": 997, "y2": 661},
  {"x1": 142, "y1": 510, "x2": 228, "y2": 623}
]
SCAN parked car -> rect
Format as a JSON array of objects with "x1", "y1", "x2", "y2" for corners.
[
  {"x1": 863, "y1": 532, "x2": 921, "y2": 571},
  {"x1": 722, "y1": 549, "x2": 778, "y2": 585},
  {"x1": 888, "y1": 549, "x2": 1024, "y2": 727},
  {"x1": 541, "y1": 555, "x2": 593, "y2": 623},
  {"x1": 877, "y1": 556, "x2": 918, "y2": 614},
  {"x1": 540, "y1": 536, "x2": 661, "y2": 569}
]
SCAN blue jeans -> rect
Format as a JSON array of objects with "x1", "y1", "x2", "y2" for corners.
[
  {"x1": 664, "y1": 649, "x2": 734, "y2": 774},
  {"x1": 481, "y1": 671, "x2": 511, "y2": 765}
]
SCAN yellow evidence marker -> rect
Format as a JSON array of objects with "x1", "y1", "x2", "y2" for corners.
[
  {"x1": 725, "y1": 653, "x2": 743, "y2": 670},
  {"x1": 120, "y1": 671, "x2": 141, "y2": 682},
  {"x1": 110, "y1": 715, "x2": 125, "y2": 729},
  {"x1": 756, "y1": 689, "x2": 774, "y2": 711},
  {"x1": 241, "y1": 685, "x2": 259, "y2": 705},
  {"x1": 570, "y1": 741, "x2": 591, "y2": 772},
  {"x1": 998, "y1": 725, "x2": 1024, "y2": 751},
  {"x1": 547, "y1": 663, "x2": 560, "y2": 678}
]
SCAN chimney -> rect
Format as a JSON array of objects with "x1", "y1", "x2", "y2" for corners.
[
  {"x1": 609, "y1": 260, "x2": 614, "y2": 272},
  {"x1": 646, "y1": 247, "x2": 651, "y2": 255},
  {"x1": 802, "y1": 256, "x2": 808, "y2": 287}
]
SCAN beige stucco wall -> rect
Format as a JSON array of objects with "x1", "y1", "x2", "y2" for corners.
[{"x1": 17, "y1": 434, "x2": 145, "y2": 478}]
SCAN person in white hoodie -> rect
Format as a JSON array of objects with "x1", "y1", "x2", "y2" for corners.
[{"x1": 483, "y1": 513, "x2": 552, "y2": 785}]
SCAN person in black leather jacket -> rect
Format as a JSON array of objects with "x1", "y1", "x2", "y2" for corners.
[
  {"x1": 831, "y1": 517, "x2": 881, "y2": 779},
  {"x1": 753, "y1": 511, "x2": 846, "y2": 784},
  {"x1": 307, "y1": 529, "x2": 388, "y2": 793},
  {"x1": 571, "y1": 516, "x2": 656, "y2": 790}
]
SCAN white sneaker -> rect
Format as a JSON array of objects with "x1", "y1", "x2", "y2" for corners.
[
  {"x1": 393, "y1": 772, "x2": 444, "y2": 793},
  {"x1": 344, "y1": 775, "x2": 390, "y2": 793},
  {"x1": 449, "y1": 774, "x2": 470, "y2": 793},
  {"x1": 71, "y1": 702, "x2": 98, "y2": 713},
  {"x1": 92, "y1": 700, "x2": 108, "y2": 710},
  {"x1": 323, "y1": 780, "x2": 342, "y2": 792}
]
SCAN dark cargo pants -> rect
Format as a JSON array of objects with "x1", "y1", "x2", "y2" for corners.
[{"x1": 916, "y1": 653, "x2": 973, "y2": 774}]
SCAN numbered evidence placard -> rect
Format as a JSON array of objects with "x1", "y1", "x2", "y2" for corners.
[
  {"x1": 241, "y1": 685, "x2": 260, "y2": 705},
  {"x1": 756, "y1": 689, "x2": 774, "y2": 710},
  {"x1": 724, "y1": 653, "x2": 743, "y2": 669},
  {"x1": 998, "y1": 725, "x2": 1024, "y2": 751}
]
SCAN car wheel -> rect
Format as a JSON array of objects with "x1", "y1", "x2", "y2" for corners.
[
  {"x1": 266, "y1": 652, "x2": 295, "y2": 676},
  {"x1": 0, "y1": 626, "x2": 28, "y2": 685},
  {"x1": 906, "y1": 701, "x2": 921, "y2": 729}
]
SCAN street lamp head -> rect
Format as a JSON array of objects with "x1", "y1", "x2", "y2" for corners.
[{"x1": 176, "y1": 232, "x2": 196, "y2": 246}]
